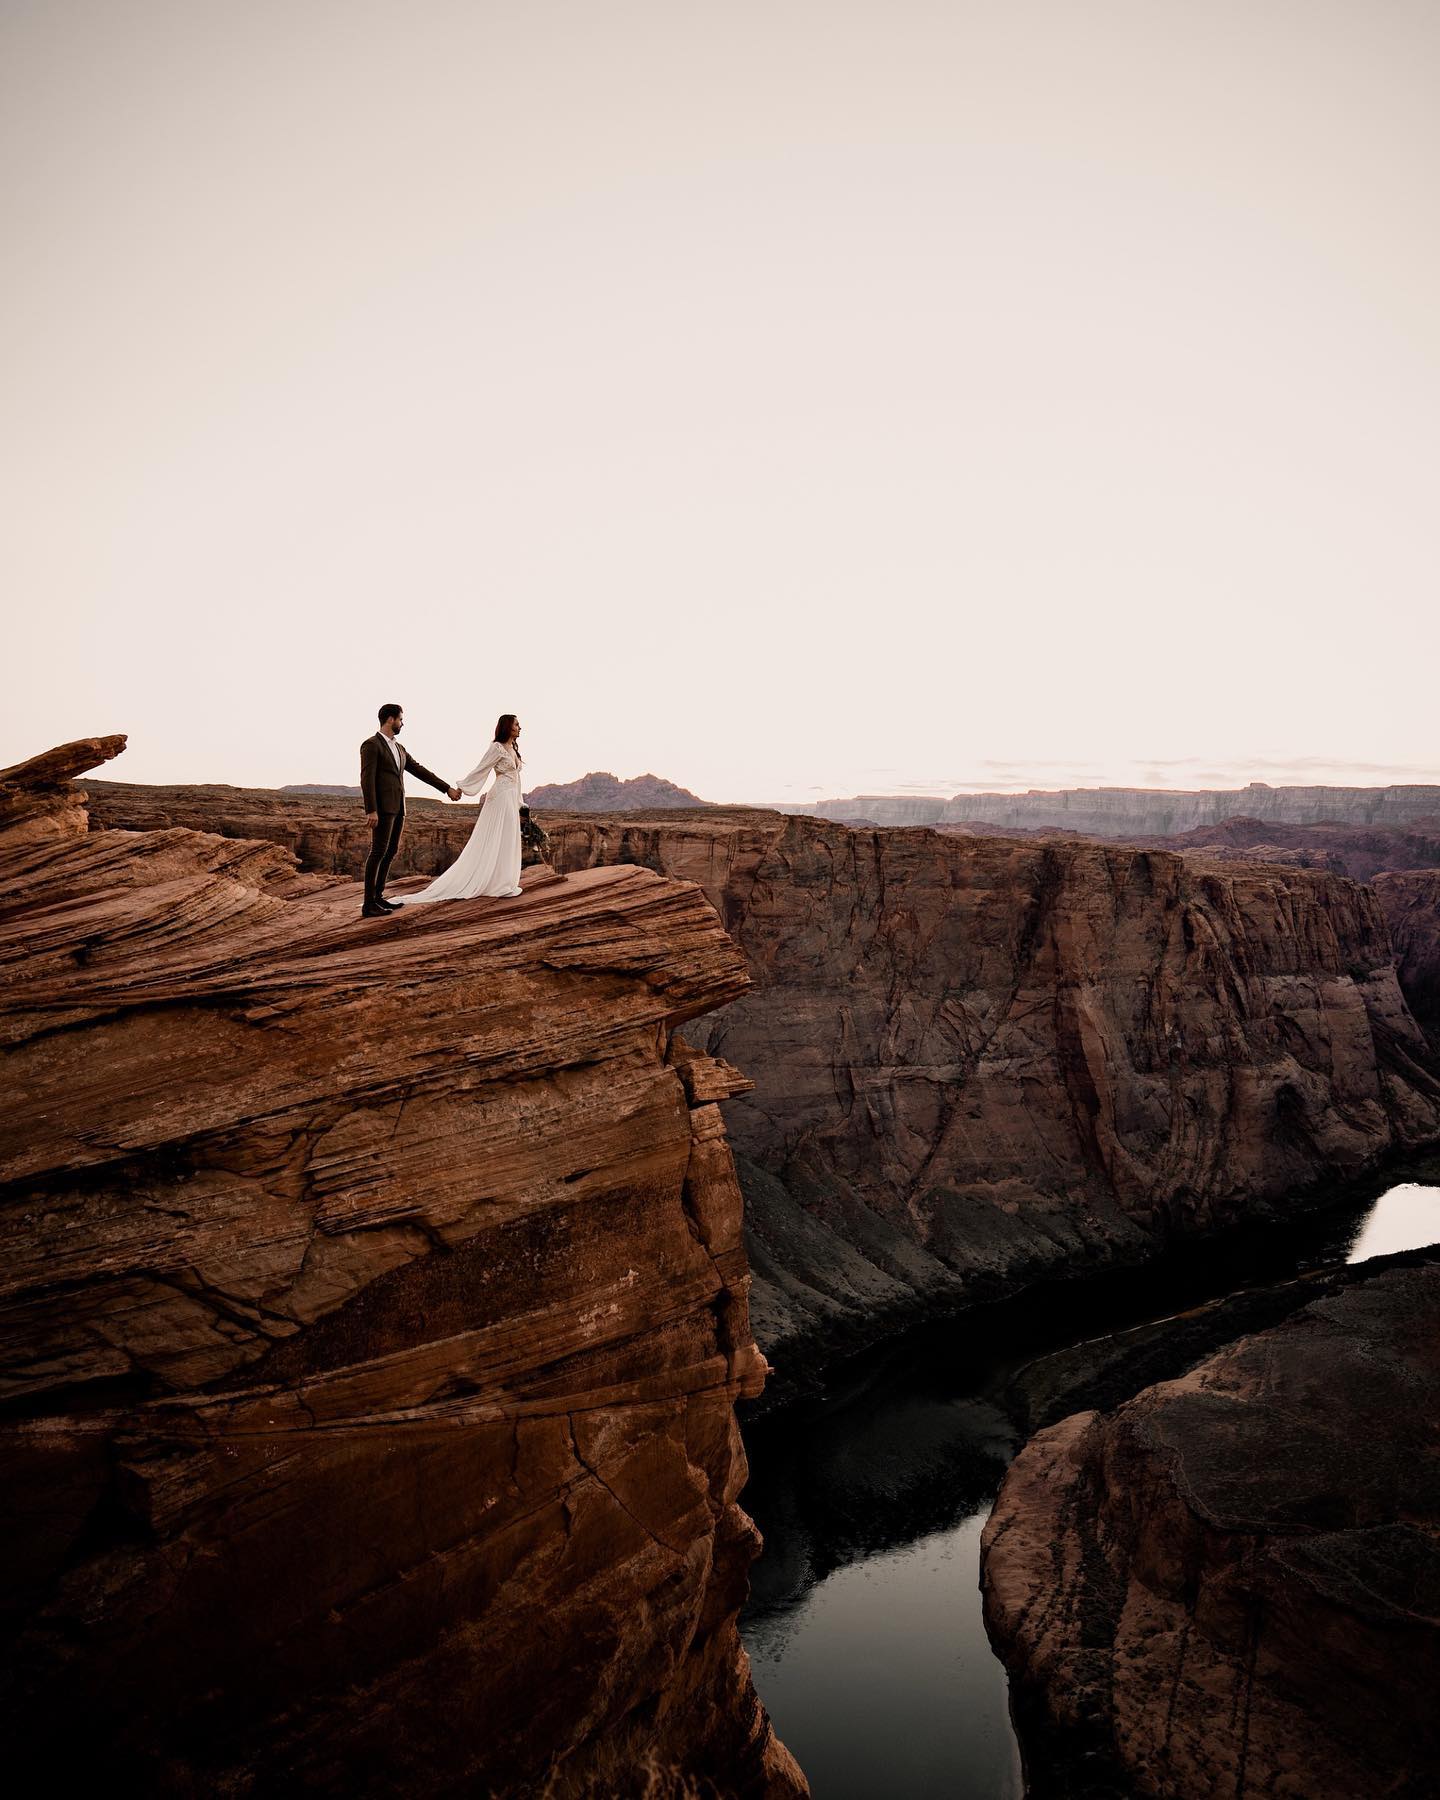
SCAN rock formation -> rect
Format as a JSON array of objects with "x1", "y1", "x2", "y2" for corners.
[
  {"x1": 981, "y1": 1251, "x2": 1440, "y2": 1798},
  {"x1": 785, "y1": 780, "x2": 1440, "y2": 836},
  {"x1": 1, "y1": 742, "x2": 803, "y2": 1796},
  {"x1": 526, "y1": 771, "x2": 714, "y2": 811},
  {"x1": 74, "y1": 784, "x2": 1440, "y2": 1388},
  {"x1": 86, "y1": 777, "x2": 481, "y2": 880},
  {"x1": 1118, "y1": 816, "x2": 1440, "y2": 884},
  {"x1": 540, "y1": 815, "x2": 1440, "y2": 1359},
  {"x1": 1375, "y1": 869, "x2": 1440, "y2": 1043}
]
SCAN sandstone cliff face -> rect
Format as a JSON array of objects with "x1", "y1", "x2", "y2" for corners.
[
  {"x1": 539, "y1": 814, "x2": 1440, "y2": 1361},
  {"x1": 74, "y1": 785, "x2": 1440, "y2": 1379},
  {"x1": 1, "y1": 744, "x2": 803, "y2": 1797},
  {"x1": 980, "y1": 1251, "x2": 1440, "y2": 1798},
  {"x1": 1375, "y1": 869, "x2": 1440, "y2": 1043}
]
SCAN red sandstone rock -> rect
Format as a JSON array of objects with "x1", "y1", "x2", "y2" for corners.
[
  {"x1": 538, "y1": 812, "x2": 1440, "y2": 1361},
  {"x1": 0, "y1": 734, "x2": 127, "y2": 843},
  {"x1": 73, "y1": 787, "x2": 1440, "y2": 1377},
  {"x1": 980, "y1": 1254, "x2": 1440, "y2": 1798},
  {"x1": 1, "y1": 747, "x2": 804, "y2": 1797}
]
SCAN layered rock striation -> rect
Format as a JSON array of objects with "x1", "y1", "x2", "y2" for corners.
[
  {"x1": 542, "y1": 815, "x2": 1440, "y2": 1371},
  {"x1": 74, "y1": 784, "x2": 1440, "y2": 1383},
  {"x1": 981, "y1": 1251, "x2": 1440, "y2": 1798},
  {"x1": 1, "y1": 742, "x2": 803, "y2": 1796}
]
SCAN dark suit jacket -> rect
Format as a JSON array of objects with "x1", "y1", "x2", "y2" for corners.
[{"x1": 359, "y1": 733, "x2": 449, "y2": 815}]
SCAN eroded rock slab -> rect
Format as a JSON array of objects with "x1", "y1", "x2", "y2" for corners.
[
  {"x1": 981, "y1": 1254, "x2": 1440, "y2": 1798},
  {"x1": 1, "y1": 746, "x2": 804, "y2": 1797}
]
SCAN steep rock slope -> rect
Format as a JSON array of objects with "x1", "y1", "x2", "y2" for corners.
[
  {"x1": 73, "y1": 785, "x2": 1440, "y2": 1378},
  {"x1": 1375, "y1": 869, "x2": 1440, "y2": 1043},
  {"x1": 542, "y1": 814, "x2": 1440, "y2": 1366},
  {"x1": 981, "y1": 1253, "x2": 1440, "y2": 1798},
  {"x1": 0, "y1": 742, "x2": 803, "y2": 1797}
]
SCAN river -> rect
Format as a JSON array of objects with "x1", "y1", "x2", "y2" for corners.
[{"x1": 738, "y1": 1164, "x2": 1440, "y2": 1799}]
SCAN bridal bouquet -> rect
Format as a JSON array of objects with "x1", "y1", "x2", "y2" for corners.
[{"x1": 519, "y1": 804, "x2": 552, "y2": 866}]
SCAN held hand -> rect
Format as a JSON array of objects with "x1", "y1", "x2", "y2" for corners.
[
  {"x1": 364, "y1": 811, "x2": 379, "y2": 829},
  {"x1": 447, "y1": 786, "x2": 462, "y2": 802}
]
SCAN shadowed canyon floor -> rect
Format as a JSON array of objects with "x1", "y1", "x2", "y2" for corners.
[
  {"x1": 1, "y1": 741, "x2": 803, "y2": 1797},
  {"x1": 741, "y1": 1171, "x2": 1440, "y2": 1798}
]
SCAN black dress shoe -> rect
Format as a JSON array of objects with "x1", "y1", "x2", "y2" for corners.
[
  {"x1": 361, "y1": 903, "x2": 390, "y2": 918},
  {"x1": 377, "y1": 897, "x2": 402, "y2": 912}
]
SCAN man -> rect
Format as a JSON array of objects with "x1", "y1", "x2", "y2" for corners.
[{"x1": 359, "y1": 704, "x2": 461, "y2": 918}]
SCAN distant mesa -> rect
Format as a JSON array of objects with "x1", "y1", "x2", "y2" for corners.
[
  {"x1": 525, "y1": 770, "x2": 713, "y2": 811},
  {"x1": 282, "y1": 783, "x2": 361, "y2": 795},
  {"x1": 780, "y1": 779, "x2": 1440, "y2": 836}
]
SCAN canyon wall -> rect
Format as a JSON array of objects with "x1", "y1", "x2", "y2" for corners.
[
  {"x1": 785, "y1": 781, "x2": 1440, "y2": 835},
  {"x1": 1, "y1": 744, "x2": 803, "y2": 1797},
  {"x1": 541, "y1": 816, "x2": 1440, "y2": 1370},
  {"x1": 78, "y1": 783, "x2": 1440, "y2": 1381},
  {"x1": 1375, "y1": 869, "x2": 1440, "y2": 1041},
  {"x1": 981, "y1": 1249, "x2": 1440, "y2": 1798}
]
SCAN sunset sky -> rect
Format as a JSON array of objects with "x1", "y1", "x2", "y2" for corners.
[{"x1": 3, "y1": 0, "x2": 1437, "y2": 803}]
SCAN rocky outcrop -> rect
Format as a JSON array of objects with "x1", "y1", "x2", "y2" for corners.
[
  {"x1": 527, "y1": 771, "x2": 714, "y2": 811},
  {"x1": 785, "y1": 781, "x2": 1440, "y2": 835},
  {"x1": 72, "y1": 785, "x2": 1440, "y2": 1385},
  {"x1": 1375, "y1": 869, "x2": 1440, "y2": 1042},
  {"x1": 2, "y1": 745, "x2": 803, "y2": 1796},
  {"x1": 0, "y1": 734, "x2": 127, "y2": 844},
  {"x1": 981, "y1": 1252, "x2": 1440, "y2": 1798}
]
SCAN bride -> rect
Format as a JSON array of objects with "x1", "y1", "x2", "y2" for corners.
[{"x1": 397, "y1": 713, "x2": 526, "y2": 904}]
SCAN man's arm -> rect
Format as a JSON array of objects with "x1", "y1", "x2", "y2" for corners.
[
  {"x1": 402, "y1": 751, "x2": 451, "y2": 796},
  {"x1": 360, "y1": 738, "x2": 379, "y2": 814}
]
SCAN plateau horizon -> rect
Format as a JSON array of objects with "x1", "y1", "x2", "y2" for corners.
[{"x1": 30, "y1": 739, "x2": 1440, "y2": 809}]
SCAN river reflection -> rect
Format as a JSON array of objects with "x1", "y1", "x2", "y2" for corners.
[{"x1": 740, "y1": 1166, "x2": 1440, "y2": 1799}]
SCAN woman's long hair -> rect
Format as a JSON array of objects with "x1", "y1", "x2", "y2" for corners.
[{"x1": 494, "y1": 713, "x2": 522, "y2": 763}]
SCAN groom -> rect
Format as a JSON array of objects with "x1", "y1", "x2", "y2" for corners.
[{"x1": 359, "y1": 703, "x2": 461, "y2": 917}]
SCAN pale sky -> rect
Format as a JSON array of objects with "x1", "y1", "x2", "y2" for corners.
[{"x1": 3, "y1": 0, "x2": 1437, "y2": 803}]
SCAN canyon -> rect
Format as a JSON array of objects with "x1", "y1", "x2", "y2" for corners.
[
  {"x1": 83, "y1": 780, "x2": 1440, "y2": 1392},
  {"x1": 784, "y1": 779, "x2": 1440, "y2": 836},
  {"x1": 0, "y1": 741, "x2": 803, "y2": 1796},
  {"x1": 981, "y1": 1247, "x2": 1440, "y2": 1798}
]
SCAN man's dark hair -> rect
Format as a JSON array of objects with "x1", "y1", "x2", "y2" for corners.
[{"x1": 378, "y1": 703, "x2": 402, "y2": 726}]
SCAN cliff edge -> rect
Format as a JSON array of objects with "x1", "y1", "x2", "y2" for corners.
[
  {"x1": 77, "y1": 784, "x2": 1440, "y2": 1388},
  {"x1": 0, "y1": 740, "x2": 804, "y2": 1797}
]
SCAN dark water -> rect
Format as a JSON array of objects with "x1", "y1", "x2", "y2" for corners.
[{"x1": 739, "y1": 1168, "x2": 1440, "y2": 1799}]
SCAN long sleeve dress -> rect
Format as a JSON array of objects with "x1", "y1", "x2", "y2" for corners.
[{"x1": 395, "y1": 740, "x2": 524, "y2": 903}]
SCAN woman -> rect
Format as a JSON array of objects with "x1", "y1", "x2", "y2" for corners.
[{"x1": 396, "y1": 714, "x2": 525, "y2": 904}]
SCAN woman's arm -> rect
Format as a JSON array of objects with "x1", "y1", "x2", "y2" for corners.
[{"x1": 457, "y1": 741, "x2": 505, "y2": 796}]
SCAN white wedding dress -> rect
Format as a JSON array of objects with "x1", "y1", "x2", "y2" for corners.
[{"x1": 396, "y1": 740, "x2": 524, "y2": 904}]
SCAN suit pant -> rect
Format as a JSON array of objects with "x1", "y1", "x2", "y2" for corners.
[{"x1": 365, "y1": 811, "x2": 404, "y2": 904}]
